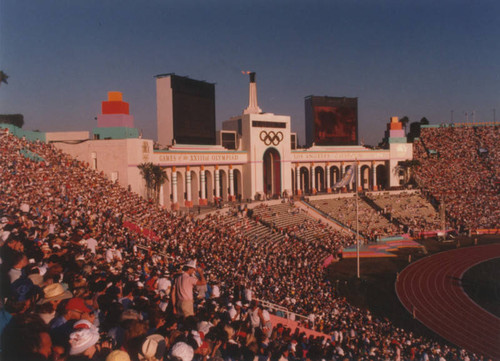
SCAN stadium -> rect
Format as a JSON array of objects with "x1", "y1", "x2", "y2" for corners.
[{"x1": 0, "y1": 73, "x2": 499, "y2": 360}]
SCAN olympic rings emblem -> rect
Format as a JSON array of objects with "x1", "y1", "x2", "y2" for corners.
[{"x1": 259, "y1": 131, "x2": 284, "y2": 146}]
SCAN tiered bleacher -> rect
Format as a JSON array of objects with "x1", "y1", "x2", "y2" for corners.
[
  {"x1": 0, "y1": 128, "x2": 488, "y2": 360},
  {"x1": 250, "y1": 203, "x2": 352, "y2": 260},
  {"x1": 413, "y1": 124, "x2": 499, "y2": 232},
  {"x1": 366, "y1": 192, "x2": 441, "y2": 236},
  {"x1": 309, "y1": 196, "x2": 399, "y2": 239}
]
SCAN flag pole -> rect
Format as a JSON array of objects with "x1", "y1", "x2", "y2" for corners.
[{"x1": 356, "y1": 160, "x2": 360, "y2": 279}]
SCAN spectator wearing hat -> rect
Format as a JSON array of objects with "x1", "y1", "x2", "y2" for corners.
[
  {"x1": 50, "y1": 297, "x2": 93, "y2": 347},
  {"x1": 35, "y1": 283, "x2": 73, "y2": 325},
  {"x1": 138, "y1": 334, "x2": 167, "y2": 361},
  {"x1": 170, "y1": 341, "x2": 194, "y2": 361},
  {"x1": 68, "y1": 319, "x2": 100, "y2": 360},
  {"x1": 106, "y1": 350, "x2": 131, "y2": 361},
  {"x1": 39, "y1": 283, "x2": 73, "y2": 306},
  {"x1": 171, "y1": 260, "x2": 206, "y2": 318}
]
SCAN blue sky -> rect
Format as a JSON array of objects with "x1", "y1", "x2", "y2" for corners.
[{"x1": 1, "y1": 0, "x2": 499, "y2": 145}]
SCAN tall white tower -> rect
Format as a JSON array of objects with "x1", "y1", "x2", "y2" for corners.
[{"x1": 243, "y1": 72, "x2": 262, "y2": 115}]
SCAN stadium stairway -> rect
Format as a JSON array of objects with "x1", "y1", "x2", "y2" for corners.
[
  {"x1": 298, "y1": 199, "x2": 364, "y2": 238},
  {"x1": 359, "y1": 193, "x2": 405, "y2": 231}
]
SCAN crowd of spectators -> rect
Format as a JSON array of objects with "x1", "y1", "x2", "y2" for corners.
[
  {"x1": 365, "y1": 192, "x2": 441, "y2": 236},
  {"x1": 0, "y1": 128, "x2": 489, "y2": 360},
  {"x1": 249, "y1": 203, "x2": 352, "y2": 261},
  {"x1": 309, "y1": 198, "x2": 399, "y2": 239},
  {"x1": 413, "y1": 125, "x2": 499, "y2": 231}
]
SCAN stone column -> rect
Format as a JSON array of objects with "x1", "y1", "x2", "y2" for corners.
[
  {"x1": 326, "y1": 163, "x2": 332, "y2": 193},
  {"x1": 159, "y1": 183, "x2": 164, "y2": 207},
  {"x1": 357, "y1": 161, "x2": 362, "y2": 192},
  {"x1": 199, "y1": 166, "x2": 207, "y2": 206},
  {"x1": 296, "y1": 165, "x2": 302, "y2": 195},
  {"x1": 311, "y1": 163, "x2": 317, "y2": 194},
  {"x1": 372, "y1": 161, "x2": 378, "y2": 191},
  {"x1": 185, "y1": 166, "x2": 192, "y2": 208},
  {"x1": 228, "y1": 165, "x2": 236, "y2": 201},
  {"x1": 215, "y1": 165, "x2": 220, "y2": 199},
  {"x1": 171, "y1": 167, "x2": 179, "y2": 210}
]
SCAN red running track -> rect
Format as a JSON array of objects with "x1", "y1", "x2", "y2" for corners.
[{"x1": 396, "y1": 244, "x2": 500, "y2": 360}]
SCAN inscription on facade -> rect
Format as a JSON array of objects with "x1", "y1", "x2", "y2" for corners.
[
  {"x1": 157, "y1": 153, "x2": 243, "y2": 164},
  {"x1": 292, "y1": 151, "x2": 388, "y2": 161}
]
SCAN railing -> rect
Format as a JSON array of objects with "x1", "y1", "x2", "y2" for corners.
[{"x1": 254, "y1": 298, "x2": 311, "y2": 326}]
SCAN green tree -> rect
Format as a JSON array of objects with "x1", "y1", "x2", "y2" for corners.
[
  {"x1": 408, "y1": 117, "x2": 430, "y2": 142},
  {"x1": 152, "y1": 165, "x2": 168, "y2": 203},
  {"x1": 138, "y1": 162, "x2": 168, "y2": 203},
  {"x1": 394, "y1": 159, "x2": 421, "y2": 186},
  {"x1": 0, "y1": 114, "x2": 24, "y2": 128},
  {"x1": 400, "y1": 116, "x2": 410, "y2": 135},
  {"x1": 138, "y1": 162, "x2": 155, "y2": 201}
]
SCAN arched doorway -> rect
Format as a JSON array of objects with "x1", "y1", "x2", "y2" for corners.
[
  {"x1": 300, "y1": 166, "x2": 310, "y2": 194},
  {"x1": 161, "y1": 175, "x2": 171, "y2": 208},
  {"x1": 190, "y1": 171, "x2": 199, "y2": 205},
  {"x1": 175, "y1": 171, "x2": 184, "y2": 204},
  {"x1": 360, "y1": 165, "x2": 371, "y2": 190},
  {"x1": 263, "y1": 148, "x2": 281, "y2": 197},
  {"x1": 205, "y1": 170, "x2": 213, "y2": 202},
  {"x1": 376, "y1": 164, "x2": 387, "y2": 190},
  {"x1": 233, "y1": 169, "x2": 242, "y2": 201},
  {"x1": 219, "y1": 169, "x2": 228, "y2": 201},
  {"x1": 314, "y1": 166, "x2": 325, "y2": 192},
  {"x1": 330, "y1": 166, "x2": 340, "y2": 186}
]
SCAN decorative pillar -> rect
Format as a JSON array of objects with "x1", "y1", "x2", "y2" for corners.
[
  {"x1": 311, "y1": 163, "x2": 317, "y2": 194},
  {"x1": 228, "y1": 165, "x2": 236, "y2": 201},
  {"x1": 372, "y1": 161, "x2": 378, "y2": 191},
  {"x1": 326, "y1": 163, "x2": 332, "y2": 193},
  {"x1": 215, "y1": 165, "x2": 220, "y2": 199},
  {"x1": 295, "y1": 165, "x2": 302, "y2": 196},
  {"x1": 159, "y1": 183, "x2": 165, "y2": 207},
  {"x1": 199, "y1": 166, "x2": 207, "y2": 206},
  {"x1": 185, "y1": 166, "x2": 193, "y2": 208},
  {"x1": 171, "y1": 167, "x2": 179, "y2": 210},
  {"x1": 357, "y1": 161, "x2": 362, "y2": 192}
]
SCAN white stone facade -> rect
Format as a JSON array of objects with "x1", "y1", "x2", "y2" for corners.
[{"x1": 52, "y1": 74, "x2": 413, "y2": 210}]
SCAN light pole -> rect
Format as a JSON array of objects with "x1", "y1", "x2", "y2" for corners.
[{"x1": 356, "y1": 161, "x2": 360, "y2": 279}]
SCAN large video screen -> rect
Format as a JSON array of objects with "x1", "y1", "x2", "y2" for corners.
[
  {"x1": 306, "y1": 96, "x2": 358, "y2": 146},
  {"x1": 172, "y1": 76, "x2": 216, "y2": 145}
]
